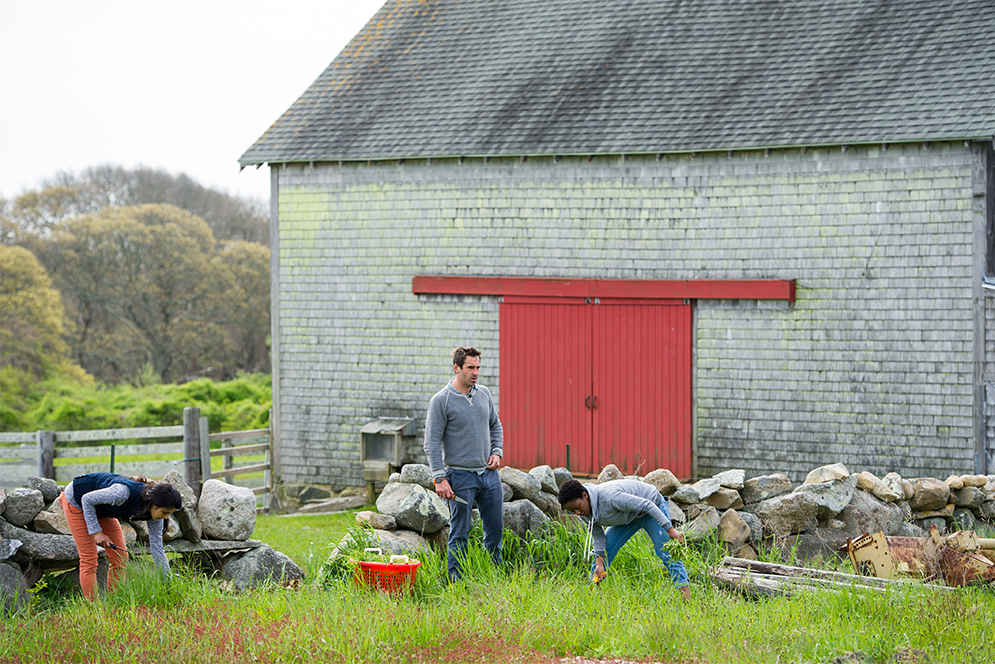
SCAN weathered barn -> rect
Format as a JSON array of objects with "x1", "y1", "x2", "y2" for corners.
[{"x1": 241, "y1": 0, "x2": 995, "y2": 487}]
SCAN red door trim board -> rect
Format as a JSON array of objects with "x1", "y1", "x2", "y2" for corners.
[{"x1": 412, "y1": 275, "x2": 795, "y2": 301}]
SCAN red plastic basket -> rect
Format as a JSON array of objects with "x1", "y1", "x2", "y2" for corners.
[{"x1": 352, "y1": 553, "x2": 421, "y2": 594}]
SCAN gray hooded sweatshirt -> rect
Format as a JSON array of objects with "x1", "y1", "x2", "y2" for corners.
[{"x1": 584, "y1": 479, "x2": 674, "y2": 559}]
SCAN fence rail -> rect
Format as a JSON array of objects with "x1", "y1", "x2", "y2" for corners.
[{"x1": 0, "y1": 408, "x2": 272, "y2": 510}]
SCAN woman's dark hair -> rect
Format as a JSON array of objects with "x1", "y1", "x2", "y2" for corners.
[
  {"x1": 129, "y1": 478, "x2": 182, "y2": 528},
  {"x1": 558, "y1": 479, "x2": 587, "y2": 506}
]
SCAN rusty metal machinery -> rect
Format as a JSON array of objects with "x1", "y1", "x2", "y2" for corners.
[{"x1": 842, "y1": 526, "x2": 995, "y2": 587}]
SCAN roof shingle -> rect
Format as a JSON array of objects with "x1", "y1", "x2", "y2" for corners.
[{"x1": 240, "y1": 0, "x2": 995, "y2": 164}]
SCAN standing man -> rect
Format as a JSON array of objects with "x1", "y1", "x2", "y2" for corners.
[
  {"x1": 425, "y1": 346, "x2": 505, "y2": 582},
  {"x1": 559, "y1": 478, "x2": 691, "y2": 601}
]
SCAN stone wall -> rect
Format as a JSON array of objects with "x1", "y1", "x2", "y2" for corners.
[{"x1": 272, "y1": 141, "x2": 984, "y2": 486}]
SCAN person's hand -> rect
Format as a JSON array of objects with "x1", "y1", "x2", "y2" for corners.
[
  {"x1": 434, "y1": 478, "x2": 455, "y2": 499},
  {"x1": 94, "y1": 532, "x2": 113, "y2": 549},
  {"x1": 592, "y1": 558, "x2": 607, "y2": 584},
  {"x1": 487, "y1": 454, "x2": 501, "y2": 470},
  {"x1": 667, "y1": 527, "x2": 686, "y2": 545}
]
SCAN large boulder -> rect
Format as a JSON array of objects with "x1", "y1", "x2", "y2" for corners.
[
  {"x1": 792, "y1": 474, "x2": 858, "y2": 520},
  {"x1": 0, "y1": 517, "x2": 80, "y2": 571},
  {"x1": 369, "y1": 529, "x2": 434, "y2": 556},
  {"x1": 855, "y1": 472, "x2": 901, "y2": 502},
  {"x1": 882, "y1": 472, "x2": 910, "y2": 501},
  {"x1": 684, "y1": 506, "x2": 720, "y2": 543},
  {"x1": 529, "y1": 466, "x2": 559, "y2": 495},
  {"x1": 0, "y1": 488, "x2": 6, "y2": 516},
  {"x1": 356, "y1": 511, "x2": 397, "y2": 531},
  {"x1": 907, "y1": 478, "x2": 950, "y2": 512},
  {"x1": 26, "y1": 477, "x2": 61, "y2": 505},
  {"x1": 532, "y1": 491, "x2": 562, "y2": 519},
  {"x1": 3, "y1": 489, "x2": 44, "y2": 528},
  {"x1": 0, "y1": 537, "x2": 22, "y2": 563},
  {"x1": 961, "y1": 474, "x2": 988, "y2": 488},
  {"x1": 705, "y1": 488, "x2": 744, "y2": 510},
  {"x1": 197, "y1": 479, "x2": 256, "y2": 541},
  {"x1": 161, "y1": 470, "x2": 202, "y2": 543},
  {"x1": 953, "y1": 487, "x2": 986, "y2": 509},
  {"x1": 551, "y1": 467, "x2": 573, "y2": 490},
  {"x1": 717, "y1": 509, "x2": 751, "y2": 550},
  {"x1": 499, "y1": 467, "x2": 541, "y2": 503},
  {"x1": 32, "y1": 507, "x2": 70, "y2": 535},
  {"x1": 596, "y1": 464, "x2": 624, "y2": 484},
  {"x1": 804, "y1": 463, "x2": 850, "y2": 485},
  {"x1": 757, "y1": 492, "x2": 819, "y2": 537},
  {"x1": 0, "y1": 562, "x2": 28, "y2": 615},
  {"x1": 375, "y1": 482, "x2": 450, "y2": 534},
  {"x1": 643, "y1": 468, "x2": 681, "y2": 496},
  {"x1": 739, "y1": 511, "x2": 762, "y2": 546},
  {"x1": 220, "y1": 544, "x2": 304, "y2": 590},
  {"x1": 671, "y1": 485, "x2": 701, "y2": 504},
  {"x1": 399, "y1": 464, "x2": 435, "y2": 491},
  {"x1": 691, "y1": 470, "x2": 743, "y2": 501},
  {"x1": 774, "y1": 530, "x2": 850, "y2": 563},
  {"x1": 835, "y1": 489, "x2": 904, "y2": 537},
  {"x1": 740, "y1": 473, "x2": 792, "y2": 505},
  {"x1": 502, "y1": 499, "x2": 550, "y2": 539},
  {"x1": 501, "y1": 482, "x2": 513, "y2": 502}
]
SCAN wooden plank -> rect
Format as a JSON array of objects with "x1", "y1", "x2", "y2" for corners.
[
  {"x1": 0, "y1": 446, "x2": 35, "y2": 460},
  {"x1": 209, "y1": 442, "x2": 270, "y2": 457},
  {"x1": 0, "y1": 433, "x2": 35, "y2": 444},
  {"x1": 413, "y1": 275, "x2": 796, "y2": 301},
  {"x1": 54, "y1": 426, "x2": 184, "y2": 443},
  {"x1": 55, "y1": 461, "x2": 177, "y2": 482},
  {"x1": 208, "y1": 429, "x2": 269, "y2": 441},
  {"x1": 721, "y1": 557, "x2": 951, "y2": 591},
  {"x1": 0, "y1": 465, "x2": 36, "y2": 488},
  {"x1": 210, "y1": 462, "x2": 269, "y2": 479},
  {"x1": 54, "y1": 442, "x2": 185, "y2": 459}
]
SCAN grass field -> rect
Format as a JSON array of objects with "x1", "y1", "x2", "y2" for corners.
[{"x1": 2, "y1": 509, "x2": 994, "y2": 664}]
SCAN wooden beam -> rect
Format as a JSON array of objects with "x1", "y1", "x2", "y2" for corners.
[{"x1": 412, "y1": 275, "x2": 795, "y2": 301}]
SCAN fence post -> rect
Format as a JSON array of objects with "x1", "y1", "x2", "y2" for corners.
[
  {"x1": 36, "y1": 430, "x2": 54, "y2": 480},
  {"x1": 183, "y1": 407, "x2": 201, "y2": 497},
  {"x1": 199, "y1": 416, "x2": 211, "y2": 487}
]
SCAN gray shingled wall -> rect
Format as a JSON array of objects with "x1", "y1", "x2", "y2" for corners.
[{"x1": 274, "y1": 141, "x2": 981, "y2": 486}]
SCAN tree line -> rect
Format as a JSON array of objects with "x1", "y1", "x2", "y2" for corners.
[{"x1": 1, "y1": 165, "x2": 271, "y2": 388}]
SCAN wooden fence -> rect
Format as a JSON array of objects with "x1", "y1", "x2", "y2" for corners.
[{"x1": 0, "y1": 407, "x2": 271, "y2": 510}]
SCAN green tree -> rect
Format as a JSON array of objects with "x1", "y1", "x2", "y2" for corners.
[
  {"x1": 213, "y1": 241, "x2": 271, "y2": 376},
  {"x1": 2, "y1": 165, "x2": 273, "y2": 386},
  {"x1": 52, "y1": 204, "x2": 223, "y2": 383},
  {"x1": 0, "y1": 245, "x2": 85, "y2": 380}
]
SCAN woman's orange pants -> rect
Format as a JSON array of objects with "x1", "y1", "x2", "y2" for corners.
[{"x1": 59, "y1": 492, "x2": 128, "y2": 599}]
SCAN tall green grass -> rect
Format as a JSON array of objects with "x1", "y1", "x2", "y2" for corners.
[{"x1": 3, "y1": 512, "x2": 994, "y2": 664}]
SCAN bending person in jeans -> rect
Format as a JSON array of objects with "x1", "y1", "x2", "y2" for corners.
[
  {"x1": 424, "y1": 346, "x2": 504, "y2": 582},
  {"x1": 559, "y1": 478, "x2": 691, "y2": 601}
]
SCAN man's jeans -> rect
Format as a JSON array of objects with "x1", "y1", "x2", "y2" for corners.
[
  {"x1": 595, "y1": 501, "x2": 690, "y2": 587},
  {"x1": 446, "y1": 468, "x2": 503, "y2": 581}
]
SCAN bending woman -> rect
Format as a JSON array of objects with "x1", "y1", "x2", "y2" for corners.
[{"x1": 59, "y1": 472, "x2": 182, "y2": 599}]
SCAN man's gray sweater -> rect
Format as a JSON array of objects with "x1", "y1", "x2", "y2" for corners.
[{"x1": 424, "y1": 383, "x2": 503, "y2": 480}]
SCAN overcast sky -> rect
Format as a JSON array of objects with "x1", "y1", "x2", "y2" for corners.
[{"x1": 0, "y1": 0, "x2": 387, "y2": 204}]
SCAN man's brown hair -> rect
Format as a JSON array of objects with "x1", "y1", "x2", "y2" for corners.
[{"x1": 452, "y1": 346, "x2": 481, "y2": 369}]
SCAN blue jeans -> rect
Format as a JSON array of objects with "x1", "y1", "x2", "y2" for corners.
[
  {"x1": 595, "y1": 503, "x2": 690, "y2": 588},
  {"x1": 446, "y1": 468, "x2": 503, "y2": 581}
]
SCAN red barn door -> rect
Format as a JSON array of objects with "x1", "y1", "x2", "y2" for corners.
[
  {"x1": 499, "y1": 297, "x2": 593, "y2": 472},
  {"x1": 500, "y1": 296, "x2": 691, "y2": 477},
  {"x1": 592, "y1": 299, "x2": 691, "y2": 476}
]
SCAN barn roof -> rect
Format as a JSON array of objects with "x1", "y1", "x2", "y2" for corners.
[{"x1": 240, "y1": 0, "x2": 995, "y2": 165}]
